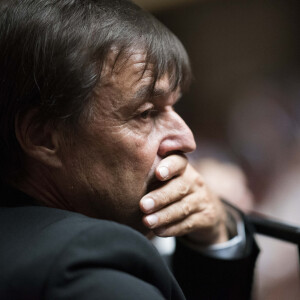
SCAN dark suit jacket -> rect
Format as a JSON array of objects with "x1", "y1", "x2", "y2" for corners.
[{"x1": 0, "y1": 186, "x2": 259, "y2": 299}]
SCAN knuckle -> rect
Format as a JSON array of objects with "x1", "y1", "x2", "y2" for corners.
[
  {"x1": 194, "y1": 175, "x2": 204, "y2": 187},
  {"x1": 162, "y1": 211, "x2": 171, "y2": 225},
  {"x1": 161, "y1": 205, "x2": 180, "y2": 226},
  {"x1": 182, "y1": 201, "x2": 191, "y2": 216},
  {"x1": 198, "y1": 188, "x2": 209, "y2": 204},
  {"x1": 185, "y1": 218, "x2": 194, "y2": 231},
  {"x1": 189, "y1": 195, "x2": 199, "y2": 207},
  {"x1": 178, "y1": 181, "x2": 189, "y2": 197},
  {"x1": 202, "y1": 192, "x2": 209, "y2": 204},
  {"x1": 203, "y1": 207, "x2": 218, "y2": 227}
]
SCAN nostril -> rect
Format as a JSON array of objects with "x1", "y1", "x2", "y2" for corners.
[{"x1": 157, "y1": 132, "x2": 196, "y2": 157}]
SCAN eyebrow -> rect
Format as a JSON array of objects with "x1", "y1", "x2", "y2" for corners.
[{"x1": 132, "y1": 85, "x2": 173, "y2": 102}]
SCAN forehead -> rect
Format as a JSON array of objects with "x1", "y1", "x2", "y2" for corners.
[{"x1": 101, "y1": 49, "x2": 174, "y2": 97}]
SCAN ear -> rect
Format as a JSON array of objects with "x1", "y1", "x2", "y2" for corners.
[{"x1": 15, "y1": 109, "x2": 63, "y2": 168}]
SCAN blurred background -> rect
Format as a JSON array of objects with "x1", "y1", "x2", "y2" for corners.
[{"x1": 134, "y1": 0, "x2": 300, "y2": 299}]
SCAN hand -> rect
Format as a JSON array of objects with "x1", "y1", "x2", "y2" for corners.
[
  {"x1": 140, "y1": 154, "x2": 228, "y2": 245},
  {"x1": 193, "y1": 158, "x2": 254, "y2": 212}
]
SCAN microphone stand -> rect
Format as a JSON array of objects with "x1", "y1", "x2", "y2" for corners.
[{"x1": 246, "y1": 212, "x2": 300, "y2": 271}]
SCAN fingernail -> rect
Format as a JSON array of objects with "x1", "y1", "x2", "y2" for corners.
[
  {"x1": 141, "y1": 198, "x2": 155, "y2": 211},
  {"x1": 158, "y1": 166, "x2": 169, "y2": 179},
  {"x1": 145, "y1": 214, "x2": 158, "y2": 227}
]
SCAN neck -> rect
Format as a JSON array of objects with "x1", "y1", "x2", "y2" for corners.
[{"x1": 12, "y1": 162, "x2": 73, "y2": 211}]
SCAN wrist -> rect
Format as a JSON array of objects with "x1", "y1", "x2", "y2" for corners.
[{"x1": 185, "y1": 218, "x2": 229, "y2": 246}]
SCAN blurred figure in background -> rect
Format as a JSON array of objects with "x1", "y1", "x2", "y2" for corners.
[
  {"x1": 191, "y1": 79, "x2": 300, "y2": 299},
  {"x1": 228, "y1": 79, "x2": 300, "y2": 299}
]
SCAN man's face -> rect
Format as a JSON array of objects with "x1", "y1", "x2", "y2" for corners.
[{"x1": 59, "y1": 50, "x2": 196, "y2": 234}]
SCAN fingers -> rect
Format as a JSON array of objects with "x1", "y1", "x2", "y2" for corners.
[
  {"x1": 140, "y1": 154, "x2": 192, "y2": 213},
  {"x1": 140, "y1": 175, "x2": 194, "y2": 214},
  {"x1": 140, "y1": 159, "x2": 228, "y2": 244},
  {"x1": 155, "y1": 154, "x2": 188, "y2": 181},
  {"x1": 142, "y1": 187, "x2": 221, "y2": 239},
  {"x1": 142, "y1": 193, "x2": 198, "y2": 229},
  {"x1": 153, "y1": 211, "x2": 226, "y2": 242},
  {"x1": 140, "y1": 162, "x2": 207, "y2": 235},
  {"x1": 148, "y1": 196, "x2": 226, "y2": 241},
  {"x1": 153, "y1": 214, "x2": 201, "y2": 237}
]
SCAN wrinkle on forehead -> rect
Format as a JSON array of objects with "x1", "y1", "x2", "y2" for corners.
[
  {"x1": 92, "y1": 49, "x2": 153, "y2": 104},
  {"x1": 97, "y1": 46, "x2": 183, "y2": 95},
  {"x1": 100, "y1": 48, "x2": 153, "y2": 84}
]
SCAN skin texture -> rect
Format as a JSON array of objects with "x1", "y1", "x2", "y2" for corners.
[{"x1": 16, "y1": 50, "x2": 227, "y2": 244}]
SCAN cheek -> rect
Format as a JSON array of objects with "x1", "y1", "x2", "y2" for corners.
[
  {"x1": 84, "y1": 121, "x2": 161, "y2": 186},
  {"x1": 112, "y1": 129, "x2": 160, "y2": 183},
  {"x1": 126, "y1": 134, "x2": 158, "y2": 171},
  {"x1": 115, "y1": 123, "x2": 159, "y2": 158}
]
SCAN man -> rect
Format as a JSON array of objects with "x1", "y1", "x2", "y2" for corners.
[{"x1": 0, "y1": 0, "x2": 258, "y2": 299}]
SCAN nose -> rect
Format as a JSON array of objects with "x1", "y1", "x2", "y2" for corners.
[{"x1": 157, "y1": 111, "x2": 196, "y2": 157}]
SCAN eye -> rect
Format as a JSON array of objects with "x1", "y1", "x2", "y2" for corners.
[
  {"x1": 139, "y1": 108, "x2": 157, "y2": 120},
  {"x1": 140, "y1": 109, "x2": 152, "y2": 119}
]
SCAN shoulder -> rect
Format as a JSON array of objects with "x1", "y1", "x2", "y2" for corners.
[
  {"x1": 0, "y1": 206, "x2": 184, "y2": 299},
  {"x1": 0, "y1": 205, "x2": 158, "y2": 269}
]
